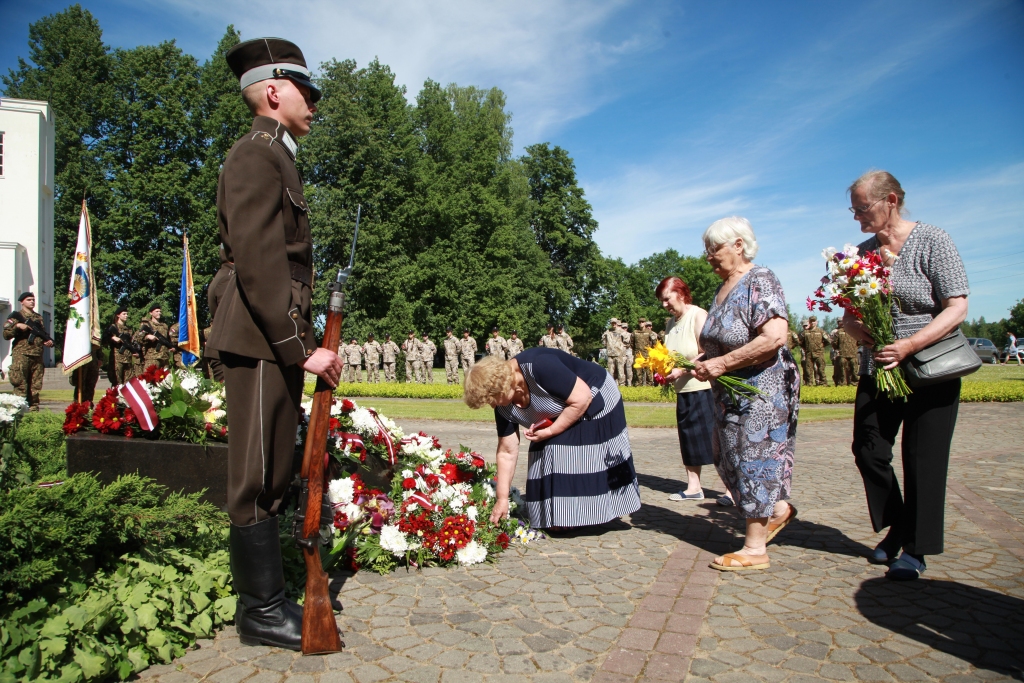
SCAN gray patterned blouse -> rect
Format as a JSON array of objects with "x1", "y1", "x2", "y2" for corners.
[{"x1": 857, "y1": 222, "x2": 969, "y2": 374}]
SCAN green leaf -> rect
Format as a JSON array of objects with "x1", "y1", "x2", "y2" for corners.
[
  {"x1": 40, "y1": 614, "x2": 71, "y2": 638},
  {"x1": 120, "y1": 606, "x2": 139, "y2": 634},
  {"x1": 39, "y1": 636, "x2": 67, "y2": 659},
  {"x1": 190, "y1": 591, "x2": 211, "y2": 613},
  {"x1": 213, "y1": 596, "x2": 235, "y2": 622},
  {"x1": 72, "y1": 646, "x2": 108, "y2": 679},
  {"x1": 135, "y1": 603, "x2": 159, "y2": 631},
  {"x1": 191, "y1": 611, "x2": 212, "y2": 638},
  {"x1": 17, "y1": 642, "x2": 40, "y2": 680},
  {"x1": 145, "y1": 630, "x2": 166, "y2": 649}
]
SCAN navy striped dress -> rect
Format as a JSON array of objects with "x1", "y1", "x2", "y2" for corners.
[{"x1": 496, "y1": 348, "x2": 642, "y2": 528}]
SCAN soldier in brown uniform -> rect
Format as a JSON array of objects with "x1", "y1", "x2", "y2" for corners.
[
  {"x1": 832, "y1": 320, "x2": 859, "y2": 386},
  {"x1": 205, "y1": 250, "x2": 234, "y2": 383},
  {"x1": 3, "y1": 293, "x2": 54, "y2": 409},
  {"x1": 618, "y1": 321, "x2": 634, "y2": 387},
  {"x1": 106, "y1": 307, "x2": 138, "y2": 385},
  {"x1": 136, "y1": 304, "x2": 173, "y2": 370},
  {"x1": 342, "y1": 337, "x2": 363, "y2": 382},
  {"x1": 602, "y1": 318, "x2": 625, "y2": 385},
  {"x1": 402, "y1": 330, "x2": 420, "y2": 383},
  {"x1": 363, "y1": 333, "x2": 382, "y2": 383},
  {"x1": 381, "y1": 333, "x2": 400, "y2": 382},
  {"x1": 632, "y1": 318, "x2": 655, "y2": 386},
  {"x1": 420, "y1": 333, "x2": 437, "y2": 383},
  {"x1": 787, "y1": 327, "x2": 802, "y2": 371},
  {"x1": 205, "y1": 38, "x2": 342, "y2": 651},
  {"x1": 799, "y1": 315, "x2": 829, "y2": 386},
  {"x1": 506, "y1": 330, "x2": 524, "y2": 358},
  {"x1": 486, "y1": 326, "x2": 508, "y2": 359},
  {"x1": 556, "y1": 323, "x2": 574, "y2": 355},
  {"x1": 459, "y1": 329, "x2": 478, "y2": 375},
  {"x1": 538, "y1": 323, "x2": 560, "y2": 349},
  {"x1": 443, "y1": 327, "x2": 460, "y2": 384}
]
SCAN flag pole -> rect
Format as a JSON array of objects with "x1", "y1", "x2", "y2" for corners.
[{"x1": 76, "y1": 367, "x2": 83, "y2": 403}]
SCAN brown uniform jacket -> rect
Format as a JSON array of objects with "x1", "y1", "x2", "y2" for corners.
[
  {"x1": 205, "y1": 261, "x2": 234, "y2": 362},
  {"x1": 206, "y1": 117, "x2": 317, "y2": 367}
]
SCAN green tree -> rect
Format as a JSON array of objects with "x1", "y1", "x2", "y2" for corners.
[{"x1": 2, "y1": 5, "x2": 112, "y2": 349}]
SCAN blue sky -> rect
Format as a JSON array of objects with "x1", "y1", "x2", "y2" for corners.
[{"x1": 3, "y1": 0, "x2": 1022, "y2": 321}]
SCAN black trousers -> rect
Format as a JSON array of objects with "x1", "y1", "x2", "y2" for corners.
[
  {"x1": 852, "y1": 374, "x2": 961, "y2": 555},
  {"x1": 221, "y1": 352, "x2": 304, "y2": 527}
]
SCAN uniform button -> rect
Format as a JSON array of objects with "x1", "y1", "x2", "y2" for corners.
[
  {"x1": 291, "y1": 312, "x2": 299, "y2": 319},
  {"x1": 300, "y1": 332, "x2": 306, "y2": 339},
  {"x1": 306, "y1": 349, "x2": 313, "y2": 357}
]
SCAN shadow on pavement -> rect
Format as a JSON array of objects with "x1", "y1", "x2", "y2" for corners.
[
  {"x1": 633, "y1": 472, "x2": 873, "y2": 559},
  {"x1": 854, "y1": 577, "x2": 1024, "y2": 680}
]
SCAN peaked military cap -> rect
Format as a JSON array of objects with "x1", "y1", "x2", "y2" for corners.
[
  {"x1": 492, "y1": 326, "x2": 499, "y2": 333},
  {"x1": 368, "y1": 332, "x2": 375, "y2": 337},
  {"x1": 226, "y1": 38, "x2": 322, "y2": 103},
  {"x1": 546, "y1": 322, "x2": 555, "y2": 328},
  {"x1": 18, "y1": 292, "x2": 34, "y2": 302},
  {"x1": 511, "y1": 330, "x2": 518, "y2": 335},
  {"x1": 446, "y1": 326, "x2": 453, "y2": 332}
]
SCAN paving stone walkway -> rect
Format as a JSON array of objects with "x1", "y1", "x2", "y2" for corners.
[{"x1": 139, "y1": 403, "x2": 1024, "y2": 682}]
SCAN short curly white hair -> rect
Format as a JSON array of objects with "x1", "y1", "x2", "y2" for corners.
[{"x1": 702, "y1": 216, "x2": 759, "y2": 261}]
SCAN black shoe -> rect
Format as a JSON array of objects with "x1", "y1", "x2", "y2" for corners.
[
  {"x1": 886, "y1": 552, "x2": 926, "y2": 580},
  {"x1": 868, "y1": 526, "x2": 903, "y2": 565},
  {"x1": 230, "y1": 517, "x2": 303, "y2": 651}
]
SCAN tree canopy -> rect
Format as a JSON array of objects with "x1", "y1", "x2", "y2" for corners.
[{"x1": 4, "y1": 5, "x2": 723, "y2": 358}]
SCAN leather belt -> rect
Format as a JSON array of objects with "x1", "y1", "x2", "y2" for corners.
[{"x1": 289, "y1": 262, "x2": 313, "y2": 287}]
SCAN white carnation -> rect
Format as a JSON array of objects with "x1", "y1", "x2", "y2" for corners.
[
  {"x1": 0, "y1": 394, "x2": 28, "y2": 424},
  {"x1": 328, "y1": 478, "x2": 355, "y2": 506},
  {"x1": 821, "y1": 246, "x2": 837, "y2": 261},
  {"x1": 379, "y1": 524, "x2": 410, "y2": 557},
  {"x1": 456, "y1": 541, "x2": 487, "y2": 565},
  {"x1": 465, "y1": 505, "x2": 478, "y2": 521},
  {"x1": 180, "y1": 373, "x2": 200, "y2": 394},
  {"x1": 344, "y1": 503, "x2": 363, "y2": 522},
  {"x1": 349, "y1": 407, "x2": 377, "y2": 435}
]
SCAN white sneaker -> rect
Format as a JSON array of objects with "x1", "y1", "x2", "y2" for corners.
[{"x1": 668, "y1": 490, "x2": 705, "y2": 501}]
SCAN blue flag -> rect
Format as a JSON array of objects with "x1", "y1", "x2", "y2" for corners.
[{"x1": 178, "y1": 234, "x2": 201, "y2": 367}]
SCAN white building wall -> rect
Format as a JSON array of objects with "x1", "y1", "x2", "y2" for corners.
[{"x1": 0, "y1": 98, "x2": 55, "y2": 367}]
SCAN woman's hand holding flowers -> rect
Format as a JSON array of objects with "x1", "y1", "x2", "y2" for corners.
[
  {"x1": 693, "y1": 357, "x2": 728, "y2": 382},
  {"x1": 874, "y1": 338, "x2": 915, "y2": 371}
]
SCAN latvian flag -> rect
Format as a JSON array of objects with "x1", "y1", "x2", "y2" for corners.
[{"x1": 120, "y1": 378, "x2": 159, "y2": 431}]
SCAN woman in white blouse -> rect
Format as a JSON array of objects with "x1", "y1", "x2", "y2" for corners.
[{"x1": 657, "y1": 276, "x2": 731, "y2": 505}]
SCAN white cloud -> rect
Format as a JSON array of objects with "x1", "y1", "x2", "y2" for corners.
[{"x1": 150, "y1": 0, "x2": 667, "y2": 143}]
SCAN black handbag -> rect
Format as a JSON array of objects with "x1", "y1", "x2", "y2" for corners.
[{"x1": 902, "y1": 330, "x2": 981, "y2": 387}]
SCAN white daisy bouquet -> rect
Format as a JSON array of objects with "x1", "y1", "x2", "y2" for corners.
[{"x1": 808, "y1": 244, "x2": 910, "y2": 399}]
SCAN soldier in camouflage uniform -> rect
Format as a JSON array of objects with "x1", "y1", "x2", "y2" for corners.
[
  {"x1": 486, "y1": 326, "x2": 508, "y2": 359},
  {"x1": 69, "y1": 345, "x2": 104, "y2": 403},
  {"x1": 787, "y1": 327, "x2": 802, "y2": 373},
  {"x1": 632, "y1": 318, "x2": 655, "y2": 386},
  {"x1": 420, "y1": 333, "x2": 437, "y2": 383},
  {"x1": 136, "y1": 304, "x2": 173, "y2": 370},
  {"x1": 443, "y1": 327, "x2": 461, "y2": 384},
  {"x1": 798, "y1": 321, "x2": 812, "y2": 385},
  {"x1": 459, "y1": 329, "x2": 478, "y2": 375},
  {"x1": 363, "y1": 333, "x2": 382, "y2": 383},
  {"x1": 381, "y1": 333, "x2": 400, "y2": 382},
  {"x1": 506, "y1": 330, "x2": 524, "y2": 359},
  {"x1": 3, "y1": 293, "x2": 54, "y2": 410},
  {"x1": 618, "y1": 321, "x2": 634, "y2": 387},
  {"x1": 556, "y1": 324, "x2": 574, "y2": 355},
  {"x1": 799, "y1": 315, "x2": 829, "y2": 386},
  {"x1": 602, "y1": 318, "x2": 625, "y2": 385},
  {"x1": 106, "y1": 306, "x2": 138, "y2": 385},
  {"x1": 832, "y1": 320, "x2": 859, "y2": 386},
  {"x1": 538, "y1": 323, "x2": 560, "y2": 349},
  {"x1": 402, "y1": 331, "x2": 420, "y2": 383},
  {"x1": 342, "y1": 338, "x2": 363, "y2": 383},
  {"x1": 168, "y1": 322, "x2": 186, "y2": 370}
]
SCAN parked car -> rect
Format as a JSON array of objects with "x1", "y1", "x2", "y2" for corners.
[{"x1": 966, "y1": 337, "x2": 1000, "y2": 364}]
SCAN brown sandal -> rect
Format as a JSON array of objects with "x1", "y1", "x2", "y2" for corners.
[
  {"x1": 765, "y1": 503, "x2": 797, "y2": 543},
  {"x1": 710, "y1": 552, "x2": 770, "y2": 571}
]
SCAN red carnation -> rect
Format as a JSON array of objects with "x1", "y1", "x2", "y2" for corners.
[
  {"x1": 402, "y1": 478, "x2": 417, "y2": 490},
  {"x1": 496, "y1": 532, "x2": 510, "y2": 549},
  {"x1": 341, "y1": 399, "x2": 355, "y2": 412},
  {"x1": 471, "y1": 455, "x2": 485, "y2": 469},
  {"x1": 425, "y1": 473, "x2": 440, "y2": 488},
  {"x1": 329, "y1": 417, "x2": 340, "y2": 432}
]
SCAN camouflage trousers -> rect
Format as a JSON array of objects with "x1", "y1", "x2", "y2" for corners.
[
  {"x1": 366, "y1": 361, "x2": 380, "y2": 383},
  {"x1": 461, "y1": 357, "x2": 474, "y2": 376},
  {"x1": 607, "y1": 356, "x2": 625, "y2": 385},
  {"x1": 344, "y1": 363, "x2": 362, "y2": 383},
  {"x1": 413, "y1": 360, "x2": 426, "y2": 383},
  {"x1": 622, "y1": 352, "x2": 634, "y2": 387},
  {"x1": 835, "y1": 356, "x2": 857, "y2": 386},
  {"x1": 423, "y1": 358, "x2": 435, "y2": 383},
  {"x1": 808, "y1": 353, "x2": 827, "y2": 386},
  {"x1": 69, "y1": 359, "x2": 100, "y2": 404},
  {"x1": 8, "y1": 353, "x2": 44, "y2": 408},
  {"x1": 445, "y1": 357, "x2": 459, "y2": 384},
  {"x1": 383, "y1": 362, "x2": 396, "y2": 382},
  {"x1": 405, "y1": 359, "x2": 417, "y2": 383}
]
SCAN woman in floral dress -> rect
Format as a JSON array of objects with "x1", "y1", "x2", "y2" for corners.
[{"x1": 693, "y1": 217, "x2": 801, "y2": 572}]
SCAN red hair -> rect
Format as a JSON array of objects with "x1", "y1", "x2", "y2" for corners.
[{"x1": 655, "y1": 276, "x2": 692, "y2": 304}]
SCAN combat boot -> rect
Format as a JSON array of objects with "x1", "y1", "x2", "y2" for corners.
[{"x1": 230, "y1": 517, "x2": 303, "y2": 650}]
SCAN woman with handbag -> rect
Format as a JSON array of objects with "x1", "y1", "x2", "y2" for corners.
[{"x1": 843, "y1": 171, "x2": 971, "y2": 581}]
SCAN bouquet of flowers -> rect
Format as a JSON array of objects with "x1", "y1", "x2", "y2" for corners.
[
  {"x1": 634, "y1": 341, "x2": 765, "y2": 402},
  {"x1": 62, "y1": 366, "x2": 229, "y2": 442},
  {"x1": 306, "y1": 401, "x2": 536, "y2": 575},
  {"x1": 807, "y1": 244, "x2": 910, "y2": 399}
]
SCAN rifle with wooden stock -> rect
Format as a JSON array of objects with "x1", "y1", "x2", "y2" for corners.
[{"x1": 294, "y1": 205, "x2": 360, "y2": 655}]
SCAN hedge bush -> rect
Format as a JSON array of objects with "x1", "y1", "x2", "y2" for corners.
[
  {"x1": 312, "y1": 378, "x2": 1024, "y2": 403},
  {"x1": 12, "y1": 411, "x2": 66, "y2": 481},
  {"x1": 0, "y1": 473, "x2": 226, "y2": 605}
]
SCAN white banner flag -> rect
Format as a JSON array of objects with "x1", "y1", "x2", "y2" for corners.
[{"x1": 62, "y1": 200, "x2": 100, "y2": 373}]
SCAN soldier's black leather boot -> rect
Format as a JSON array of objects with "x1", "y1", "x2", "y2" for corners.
[{"x1": 230, "y1": 517, "x2": 303, "y2": 650}]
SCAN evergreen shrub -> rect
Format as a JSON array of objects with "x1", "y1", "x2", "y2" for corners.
[{"x1": 12, "y1": 411, "x2": 66, "y2": 480}]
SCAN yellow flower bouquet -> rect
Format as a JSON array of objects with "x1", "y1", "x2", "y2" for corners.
[{"x1": 634, "y1": 341, "x2": 766, "y2": 402}]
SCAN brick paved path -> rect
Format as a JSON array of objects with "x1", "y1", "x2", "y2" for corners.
[{"x1": 141, "y1": 404, "x2": 1024, "y2": 682}]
